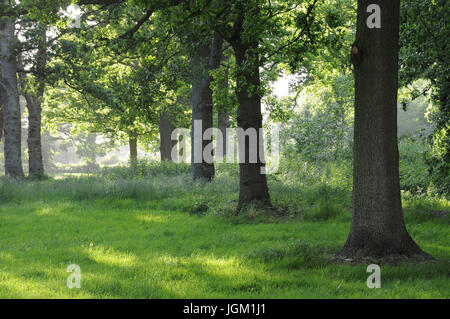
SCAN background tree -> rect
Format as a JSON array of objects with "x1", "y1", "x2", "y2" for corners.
[
  {"x1": 399, "y1": 0, "x2": 449, "y2": 194},
  {"x1": 0, "y1": 1, "x2": 24, "y2": 179},
  {"x1": 190, "y1": 31, "x2": 223, "y2": 181},
  {"x1": 18, "y1": 22, "x2": 48, "y2": 178}
]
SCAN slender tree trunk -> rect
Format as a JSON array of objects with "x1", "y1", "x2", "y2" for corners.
[
  {"x1": 24, "y1": 92, "x2": 44, "y2": 178},
  {"x1": 0, "y1": 12, "x2": 24, "y2": 179},
  {"x1": 218, "y1": 109, "x2": 229, "y2": 158},
  {"x1": 191, "y1": 31, "x2": 223, "y2": 181},
  {"x1": 338, "y1": 0, "x2": 428, "y2": 259},
  {"x1": 128, "y1": 131, "x2": 138, "y2": 165},
  {"x1": 232, "y1": 39, "x2": 271, "y2": 210},
  {"x1": 217, "y1": 53, "x2": 230, "y2": 158},
  {"x1": 22, "y1": 25, "x2": 47, "y2": 179},
  {"x1": 159, "y1": 110, "x2": 176, "y2": 161}
]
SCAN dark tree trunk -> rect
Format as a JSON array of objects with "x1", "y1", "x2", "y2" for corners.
[
  {"x1": 191, "y1": 32, "x2": 223, "y2": 181},
  {"x1": 217, "y1": 53, "x2": 230, "y2": 158},
  {"x1": 159, "y1": 110, "x2": 176, "y2": 161},
  {"x1": 24, "y1": 92, "x2": 44, "y2": 178},
  {"x1": 338, "y1": 0, "x2": 428, "y2": 259},
  {"x1": 22, "y1": 25, "x2": 46, "y2": 179},
  {"x1": 128, "y1": 131, "x2": 138, "y2": 165},
  {"x1": 232, "y1": 40, "x2": 271, "y2": 210},
  {"x1": 218, "y1": 108, "x2": 229, "y2": 158},
  {"x1": 0, "y1": 13, "x2": 24, "y2": 179}
]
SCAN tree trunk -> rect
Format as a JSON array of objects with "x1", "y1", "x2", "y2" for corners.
[
  {"x1": 191, "y1": 31, "x2": 223, "y2": 181},
  {"x1": 338, "y1": 0, "x2": 428, "y2": 259},
  {"x1": 159, "y1": 110, "x2": 176, "y2": 161},
  {"x1": 0, "y1": 13, "x2": 24, "y2": 179},
  {"x1": 217, "y1": 53, "x2": 230, "y2": 158},
  {"x1": 128, "y1": 131, "x2": 138, "y2": 165},
  {"x1": 232, "y1": 40, "x2": 271, "y2": 210},
  {"x1": 24, "y1": 93, "x2": 45, "y2": 178}
]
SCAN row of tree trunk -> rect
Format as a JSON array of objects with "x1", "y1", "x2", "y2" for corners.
[{"x1": 0, "y1": 0, "x2": 429, "y2": 260}]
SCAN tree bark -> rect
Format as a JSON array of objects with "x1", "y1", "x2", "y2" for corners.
[
  {"x1": 159, "y1": 110, "x2": 176, "y2": 161},
  {"x1": 232, "y1": 39, "x2": 271, "y2": 210},
  {"x1": 338, "y1": 0, "x2": 428, "y2": 259},
  {"x1": 128, "y1": 130, "x2": 138, "y2": 165},
  {"x1": 23, "y1": 92, "x2": 44, "y2": 178},
  {"x1": 0, "y1": 12, "x2": 24, "y2": 179},
  {"x1": 217, "y1": 53, "x2": 230, "y2": 158},
  {"x1": 191, "y1": 31, "x2": 223, "y2": 181}
]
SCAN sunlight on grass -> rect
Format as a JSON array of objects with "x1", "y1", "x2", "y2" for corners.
[
  {"x1": 0, "y1": 168, "x2": 448, "y2": 298},
  {"x1": 86, "y1": 246, "x2": 138, "y2": 267},
  {"x1": 136, "y1": 214, "x2": 169, "y2": 223}
]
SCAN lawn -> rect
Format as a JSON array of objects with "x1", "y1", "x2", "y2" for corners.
[{"x1": 0, "y1": 162, "x2": 448, "y2": 298}]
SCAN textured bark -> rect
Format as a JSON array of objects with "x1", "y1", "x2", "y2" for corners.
[
  {"x1": 128, "y1": 131, "x2": 138, "y2": 164},
  {"x1": 191, "y1": 32, "x2": 223, "y2": 181},
  {"x1": 338, "y1": 0, "x2": 428, "y2": 259},
  {"x1": 159, "y1": 110, "x2": 176, "y2": 161},
  {"x1": 0, "y1": 13, "x2": 24, "y2": 179},
  {"x1": 232, "y1": 39, "x2": 271, "y2": 210}
]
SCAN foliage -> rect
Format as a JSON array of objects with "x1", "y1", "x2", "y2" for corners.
[
  {"x1": 282, "y1": 73, "x2": 354, "y2": 161},
  {"x1": 399, "y1": 0, "x2": 450, "y2": 195}
]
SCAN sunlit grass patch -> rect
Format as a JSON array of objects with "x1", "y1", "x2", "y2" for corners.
[{"x1": 0, "y1": 160, "x2": 448, "y2": 298}]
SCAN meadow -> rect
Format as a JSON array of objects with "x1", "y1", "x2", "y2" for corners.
[{"x1": 0, "y1": 156, "x2": 448, "y2": 298}]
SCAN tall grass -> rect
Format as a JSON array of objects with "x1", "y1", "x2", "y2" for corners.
[{"x1": 2, "y1": 154, "x2": 446, "y2": 224}]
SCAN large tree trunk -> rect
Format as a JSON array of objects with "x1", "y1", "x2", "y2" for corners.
[
  {"x1": 159, "y1": 110, "x2": 176, "y2": 161},
  {"x1": 232, "y1": 40, "x2": 271, "y2": 210},
  {"x1": 128, "y1": 130, "x2": 138, "y2": 165},
  {"x1": 338, "y1": 0, "x2": 427, "y2": 259},
  {"x1": 191, "y1": 32, "x2": 223, "y2": 181},
  {"x1": 0, "y1": 13, "x2": 24, "y2": 179}
]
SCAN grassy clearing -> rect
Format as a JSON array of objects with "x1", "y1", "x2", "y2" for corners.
[{"x1": 0, "y1": 161, "x2": 448, "y2": 298}]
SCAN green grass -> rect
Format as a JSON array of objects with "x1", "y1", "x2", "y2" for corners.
[{"x1": 0, "y1": 162, "x2": 448, "y2": 298}]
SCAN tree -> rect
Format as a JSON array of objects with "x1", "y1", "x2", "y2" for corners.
[
  {"x1": 229, "y1": 10, "x2": 271, "y2": 209},
  {"x1": 338, "y1": 0, "x2": 428, "y2": 259},
  {"x1": 0, "y1": 1, "x2": 24, "y2": 179},
  {"x1": 159, "y1": 109, "x2": 176, "y2": 161},
  {"x1": 18, "y1": 22, "x2": 48, "y2": 179},
  {"x1": 191, "y1": 31, "x2": 223, "y2": 181},
  {"x1": 212, "y1": 50, "x2": 235, "y2": 159}
]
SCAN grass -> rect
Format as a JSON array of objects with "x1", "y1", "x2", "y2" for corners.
[{"x1": 0, "y1": 161, "x2": 448, "y2": 298}]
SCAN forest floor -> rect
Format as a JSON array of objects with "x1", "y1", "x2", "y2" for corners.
[{"x1": 0, "y1": 161, "x2": 448, "y2": 298}]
